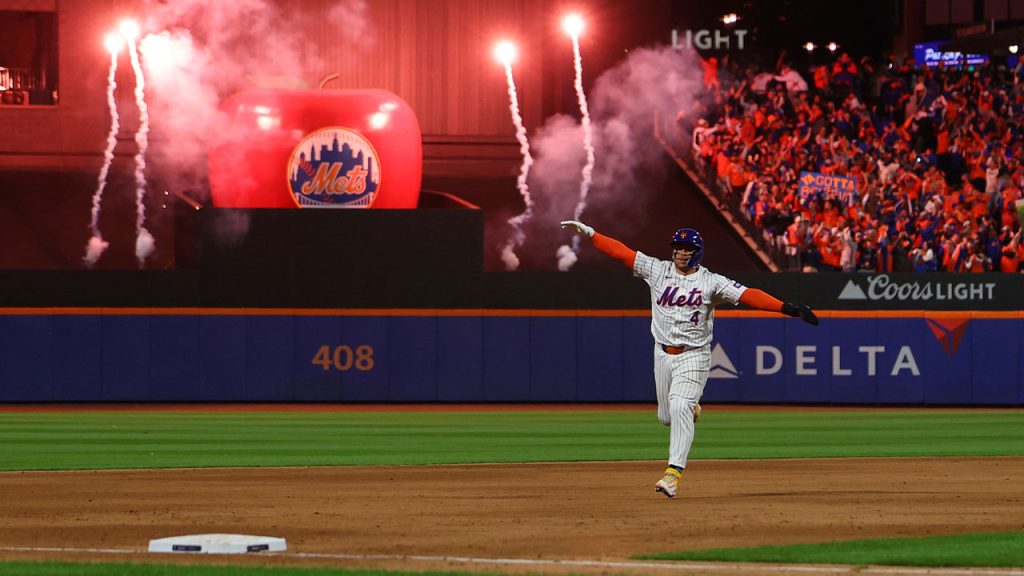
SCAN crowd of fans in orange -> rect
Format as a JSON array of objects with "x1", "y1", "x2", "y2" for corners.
[{"x1": 684, "y1": 52, "x2": 1023, "y2": 273}]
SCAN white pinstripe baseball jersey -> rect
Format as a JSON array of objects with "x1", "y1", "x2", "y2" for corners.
[{"x1": 633, "y1": 251, "x2": 747, "y2": 348}]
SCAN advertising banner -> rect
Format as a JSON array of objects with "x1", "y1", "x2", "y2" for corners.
[
  {"x1": 702, "y1": 314, "x2": 1020, "y2": 405},
  {"x1": 1, "y1": 310, "x2": 1020, "y2": 405},
  {"x1": 728, "y1": 272, "x2": 1023, "y2": 311},
  {"x1": 913, "y1": 41, "x2": 988, "y2": 69}
]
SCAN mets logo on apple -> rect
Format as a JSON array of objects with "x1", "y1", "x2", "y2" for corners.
[{"x1": 287, "y1": 127, "x2": 382, "y2": 208}]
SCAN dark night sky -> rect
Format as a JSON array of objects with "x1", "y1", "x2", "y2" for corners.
[
  {"x1": 668, "y1": 0, "x2": 898, "y2": 61},
  {"x1": 541, "y1": 0, "x2": 900, "y2": 122}
]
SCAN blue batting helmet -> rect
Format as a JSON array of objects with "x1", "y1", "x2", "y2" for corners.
[{"x1": 670, "y1": 228, "x2": 704, "y2": 268}]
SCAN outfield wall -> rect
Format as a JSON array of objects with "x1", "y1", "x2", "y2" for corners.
[
  {"x1": 2, "y1": 210, "x2": 1022, "y2": 405},
  {"x1": 1, "y1": 309, "x2": 1020, "y2": 404}
]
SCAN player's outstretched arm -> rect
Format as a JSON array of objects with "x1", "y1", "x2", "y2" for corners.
[
  {"x1": 560, "y1": 220, "x2": 594, "y2": 237},
  {"x1": 781, "y1": 302, "x2": 820, "y2": 325},
  {"x1": 560, "y1": 220, "x2": 637, "y2": 268},
  {"x1": 739, "y1": 288, "x2": 820, "y2": 326}
]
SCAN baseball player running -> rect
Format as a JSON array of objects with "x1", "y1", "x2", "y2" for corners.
[{"x1": 561, "y1": 220, "x2": 819, "y2": 498}]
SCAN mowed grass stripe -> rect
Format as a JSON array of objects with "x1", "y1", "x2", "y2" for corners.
[
  {"x1": 636, "y1": 530, "x2": 1024, "y2": 567},
  {"x1": 0, "y1": 411, "x2": 657, "y2": 470},
  {"x1": 700, "y1": 410, "x2": 1024, "y2": 458},
  {"x1": 0, "y1": 409, "x2": 1022, "y2": 471}
]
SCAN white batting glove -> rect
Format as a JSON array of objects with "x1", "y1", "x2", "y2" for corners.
[{"x1": 560, "y1": 220, "x2": 594, "y2": 237}]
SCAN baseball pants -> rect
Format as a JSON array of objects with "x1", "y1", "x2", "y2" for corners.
[{"x1": 654, "y1": 344, "x2": 710, "y2": 469}]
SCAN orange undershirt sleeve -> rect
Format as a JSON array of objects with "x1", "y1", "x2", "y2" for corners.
[
  {"x1": 739, "y1": 288, "x2": 784, "y2": 313},
  {"x1": 591, "y1": 232, "x2": 637, "y2": 269}
]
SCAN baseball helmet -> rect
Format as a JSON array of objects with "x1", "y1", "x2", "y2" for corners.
[{"x1": 670, "y1": 228, "x2": 704, "y2": 268}]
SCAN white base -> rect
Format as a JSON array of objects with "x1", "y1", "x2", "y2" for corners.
[{"x1": 148, "y1": 533, "x2": 286, "y2": 554}]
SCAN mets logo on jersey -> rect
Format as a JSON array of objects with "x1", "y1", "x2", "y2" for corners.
[
  {"x1": 287, "y1": 127, "x2": 381, "y2": 208},
  {"x1": 656, "y1": 287, "x2": 703, "y2": 307}
]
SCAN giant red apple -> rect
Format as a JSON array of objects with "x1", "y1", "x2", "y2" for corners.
[{"x1": 208, "y1": 88, "x2": 422, "y2": 208}]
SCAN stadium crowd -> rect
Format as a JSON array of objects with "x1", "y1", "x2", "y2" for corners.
[{"x1": 681, "y1": 51, "x2": 1024, "y2": 273}]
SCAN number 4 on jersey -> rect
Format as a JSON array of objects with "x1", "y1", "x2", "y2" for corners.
[{"x1": 689, "y1": 311, "x2": 700, "y2": 325}]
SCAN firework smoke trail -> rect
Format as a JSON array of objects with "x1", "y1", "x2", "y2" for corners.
[
  {"x1": 558, "y1": 16, "x2": 594, "y2": 271},
  {"x1": 569, "y1": 31, "x2": 595, "y2": 243},
  {"x1": 496, "y1": 42, "x2": 533, "y2": 271},
  {"x1": 123, "y1": 22, "x2": 155, "y2": 268},
  {"x1": 84, "y1": 38, "x2": 121, "y2": 268}
]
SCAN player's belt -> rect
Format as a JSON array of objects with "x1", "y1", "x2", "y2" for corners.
[{"x1": 661, "y1": 344, "x2": 689, "y2": 355}]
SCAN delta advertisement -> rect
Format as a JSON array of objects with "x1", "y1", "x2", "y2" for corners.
[{"x1": 702, "y1": 313, "x2": 1021, "y2": 405}]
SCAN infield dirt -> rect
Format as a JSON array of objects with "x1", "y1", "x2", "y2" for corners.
[{"x1": 0, "y1": 457, "x2": 1021, "y2": 575}]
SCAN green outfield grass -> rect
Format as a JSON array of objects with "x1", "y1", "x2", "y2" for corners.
[
  {"x1": 637, "y1": 530, "x2": 1024, "y2": 566},
  {"x1": 0, "y1": 408, "x2": 1023, "y2": 471},
  {"x1": 2, "y1": 407, "x2": 1023, "y2": 575}
]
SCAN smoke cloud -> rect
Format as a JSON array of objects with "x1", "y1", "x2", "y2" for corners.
[
  {"x1": 524, "y1": 45, "x2": 706, "y2": 267},
  {"x1": 136, "y1": 0, "x2": 375, "y2": 201},
  {"x1": 528, "y1": 114, "x2": 586, "y2": 224},
  {"x1": 119, "y1": 6, "x2": 704, "y2": 270}
]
